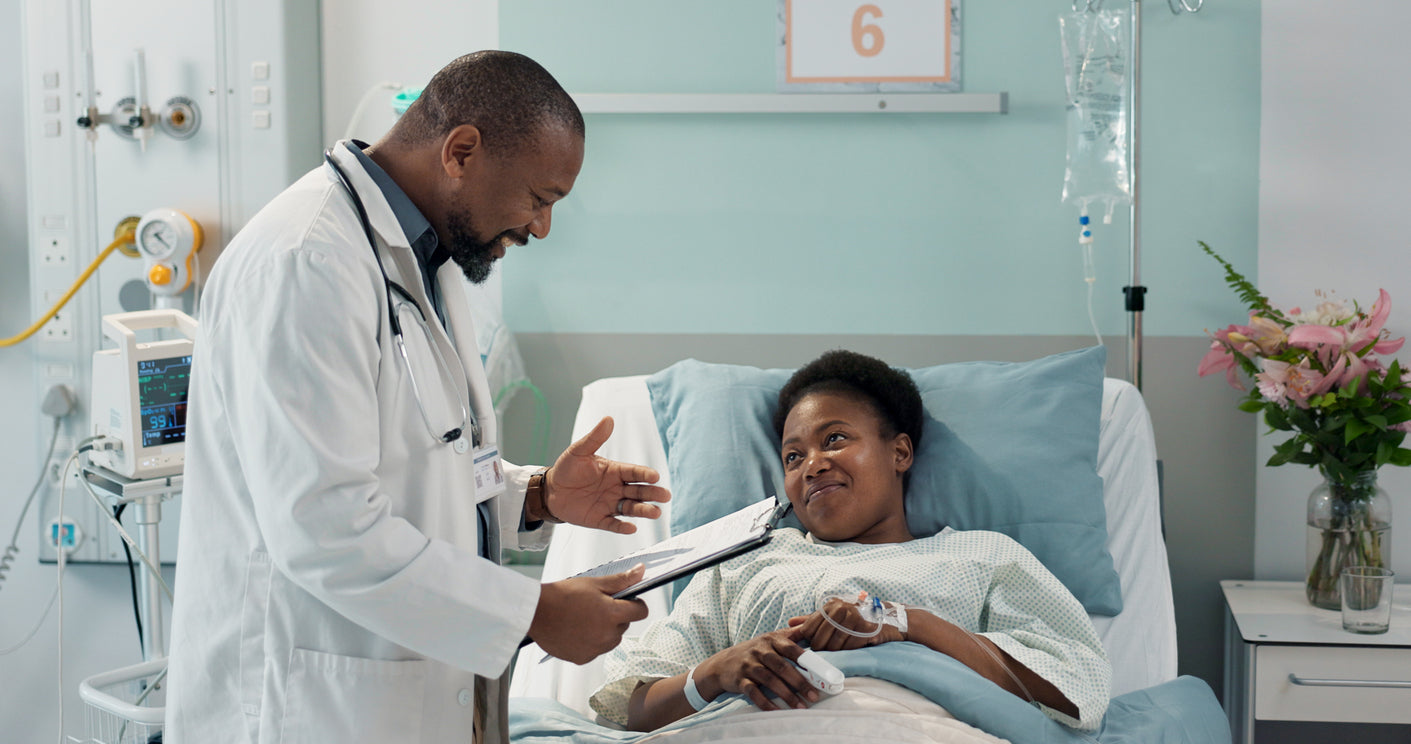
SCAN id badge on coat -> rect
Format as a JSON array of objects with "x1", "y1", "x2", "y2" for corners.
[{"x1": 472, "y1": 445, "x2": 507, "y2": 503}]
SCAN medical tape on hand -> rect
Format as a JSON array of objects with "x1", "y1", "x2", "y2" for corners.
[
  {"x1": 816, "y1": 593, "x2": 907, "y2": 638},
  {"x1": 682, "y1": 666, "x2": 709, "y2": 711}
]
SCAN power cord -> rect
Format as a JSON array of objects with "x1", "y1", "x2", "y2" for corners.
[
  {"x1": 0, "y1": 386, "x2": 77, "y2": 659},
  {"x1": 52, "y1": 436, "x2": 172, "y2": 744},
  {"x1": 75, "y1": 457, "x2": 173, "y2": 602},
  {"x1": 1, "y1": 417, "x2": 61, "y2": 591},
  {"x1": 2, "y1": 386, "x2": 74, "y2": 593},
  {"x1": 112, "y1": 503, "x2": 146, "y2": 658}
]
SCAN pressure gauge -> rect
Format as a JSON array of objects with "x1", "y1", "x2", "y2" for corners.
[
  {"x1": 135, "y1": 208, "x2": 204, "y2": 295},
  {"x1": 136, "y1": 208, "x2": 201, "y2": 260}
]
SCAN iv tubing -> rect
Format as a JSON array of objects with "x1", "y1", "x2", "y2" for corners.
[{"x1": 0, "y1": 228, "x2": 135, "y2": 348}]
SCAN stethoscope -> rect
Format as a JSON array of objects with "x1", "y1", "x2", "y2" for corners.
[{"x1": 324, "y1": 149, "x2": 475, "y2": 447}]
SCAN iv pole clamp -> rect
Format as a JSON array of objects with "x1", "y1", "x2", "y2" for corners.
[{"x1": 1123, "y1": 283, "x2": 1148, "y2": 390}]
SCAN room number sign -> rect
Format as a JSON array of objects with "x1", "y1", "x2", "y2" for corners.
[{"x1": 777, "y1": 0, "x2": 961, "y2": 91}]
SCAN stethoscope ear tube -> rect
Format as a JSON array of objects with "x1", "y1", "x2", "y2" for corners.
[
  {"x1": 324, "y1": 150, "x2": 404, "y2": 337},
  {"x1": 323, "y1": 149, "x2": 472, "y2": 446}
]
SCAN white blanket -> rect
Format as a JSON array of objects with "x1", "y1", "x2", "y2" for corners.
[{"x1": 629, "y1": 678, "x2": 1006, "y2": 744}]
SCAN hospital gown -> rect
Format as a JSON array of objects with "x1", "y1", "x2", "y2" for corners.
[{"x1": 590, "y1": 528, "x2": 1111, "y2": 731}]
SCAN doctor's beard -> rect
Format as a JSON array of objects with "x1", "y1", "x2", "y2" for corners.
[{"x1": 445, "y1": 210, "x2": 521, "y2": 285}]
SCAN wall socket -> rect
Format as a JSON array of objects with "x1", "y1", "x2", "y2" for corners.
[
  {"x1": 41, "y1": 310, "x2": 73, "y2": 341},
  {"x1": 41, "y1": 233, "x2": 70, "y2": 266}
]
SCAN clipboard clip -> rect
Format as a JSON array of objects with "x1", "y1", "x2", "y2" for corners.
[{"x1": 758, "y1": 495, "x2": 792, "y2": 530}]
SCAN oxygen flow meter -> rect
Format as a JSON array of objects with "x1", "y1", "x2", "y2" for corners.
[{"x1": 134, "y1": 208, "x2": 203, "y2": 297}]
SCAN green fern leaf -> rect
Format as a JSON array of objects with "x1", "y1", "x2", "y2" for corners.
[{"x1": 1198, "y1": 241, "x2": 1274, "y2": 315}]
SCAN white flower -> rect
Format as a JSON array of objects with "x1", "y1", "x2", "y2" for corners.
[{"x1": 1290, "y1": 300, "x2": 1353, "y2": 327}]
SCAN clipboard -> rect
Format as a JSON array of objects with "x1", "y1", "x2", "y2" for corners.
[{"x1": 573, "y1": 496, "x2": 791, "y2": 599}]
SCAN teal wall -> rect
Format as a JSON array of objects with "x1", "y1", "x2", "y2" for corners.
[{"x1": 499, "y1": 1, "x2": 1259, "y2": 337}]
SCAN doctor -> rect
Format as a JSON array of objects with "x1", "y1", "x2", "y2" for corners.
[{"x1": 165, "y1": 51, "x2": 667, "y2": 744}]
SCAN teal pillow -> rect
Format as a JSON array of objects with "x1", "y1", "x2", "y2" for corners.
[{"x1": 645, "y1": 345, "x2": 1121, "y2": 615}]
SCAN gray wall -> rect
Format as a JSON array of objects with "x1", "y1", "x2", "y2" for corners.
[{"x1": 500, "y1": 332, "x2": 1255, "y2": 696}]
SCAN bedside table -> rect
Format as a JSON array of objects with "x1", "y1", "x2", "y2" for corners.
[{"x1": 1222, "y1": 580, "x2": 1411, "y2": 743}]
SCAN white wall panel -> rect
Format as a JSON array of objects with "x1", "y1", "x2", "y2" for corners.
[
  {"x1": 321, "y1": 0, "x2": 498, "y2": 145},
  {"x1": 1257, "y1": 3, "x2": 1411, "y2": 580}
]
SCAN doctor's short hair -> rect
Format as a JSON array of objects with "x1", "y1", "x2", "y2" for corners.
[
  {"x1": 392, "y1": 50, "x2": 585, "y2": 156},
  {"x1": 772, "y1": 350, "x2": 924, "y2": 451}
]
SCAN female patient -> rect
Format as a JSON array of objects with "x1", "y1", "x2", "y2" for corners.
[{"x1": 589, "y1": 350, "x2": 1111, "y2": 732}]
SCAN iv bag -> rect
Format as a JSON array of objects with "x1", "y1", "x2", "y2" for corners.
[{"x1": 1060, "y1": 9, "x2": 1131, "y2": 222}]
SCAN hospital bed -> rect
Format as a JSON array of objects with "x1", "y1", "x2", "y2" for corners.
[{"x1": 508, "y1": 355, "x2": 1229, "y2": 743}]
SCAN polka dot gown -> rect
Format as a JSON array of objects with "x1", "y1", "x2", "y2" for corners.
[{"x1": 590, "y1": 528, "x2": 1112, "y2": 731}]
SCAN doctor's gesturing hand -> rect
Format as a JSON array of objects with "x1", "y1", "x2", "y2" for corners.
[
  {"x1": 529, "y1": 416, "x2": 671, "y2": 532},
  {"x1": 521, "y1": 415, "x2": 668, "y2": 663}
]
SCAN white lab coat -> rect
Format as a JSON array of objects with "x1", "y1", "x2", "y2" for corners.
[{"x1": 164, "y1": 142, "x2": 550, "y2": 744}]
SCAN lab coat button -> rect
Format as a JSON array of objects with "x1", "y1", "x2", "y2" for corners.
[
  {"x1": 457, "y1": 688, "x2": 472, "y2": 706},
  {"x1": 453, "y1": 437, "x2": 470, "y2": 454}
]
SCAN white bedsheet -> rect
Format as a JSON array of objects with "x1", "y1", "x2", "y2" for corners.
[
  {"x1": 623, "y1": 678, "x2": 1006, "y2": 744},
  {"x1": 509, "y1": 376, "x2": 1175, "y2": 716}
]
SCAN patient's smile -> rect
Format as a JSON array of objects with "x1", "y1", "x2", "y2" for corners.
[{"x1": 805, "y1": 481, "x2": 843, "y2": 504}]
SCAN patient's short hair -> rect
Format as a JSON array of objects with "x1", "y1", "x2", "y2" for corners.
[
  {"x1": 773, "y1": 350, "x2": 924, "y2": 451},
  {"x1": 390, "y1": 50, "x2": 584, "y2": 156}
]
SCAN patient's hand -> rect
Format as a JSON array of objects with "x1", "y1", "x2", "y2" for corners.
[
  {"x1": 696, "y1": 627, "x2": 821, "y2": 712},
  {"x1": 787, "y1": 598, "x2": 905, "y2": 651},
  {"x1": 543, "y1": 417, "x2": 672, "y2": 534},
  {"x1": 530, "y1": 566, "x2": 648, "y2": 665}
]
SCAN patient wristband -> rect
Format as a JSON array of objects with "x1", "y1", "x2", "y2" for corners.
[{"x1": 682, "y1": 666, "x2": 709, "y2": 711}]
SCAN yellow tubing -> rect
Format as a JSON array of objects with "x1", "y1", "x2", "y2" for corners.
[{"x1": 0, "y1": 228, "x2": 136, "y2": 348}]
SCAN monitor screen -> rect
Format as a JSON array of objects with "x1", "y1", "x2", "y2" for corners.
[{"x1": 138, "y1": 354, "x2": 192, "y2": 447}]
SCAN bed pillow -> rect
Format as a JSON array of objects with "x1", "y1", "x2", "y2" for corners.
[{"x1": 645, "y1": 345, "x2": 1121, "y2": 615}]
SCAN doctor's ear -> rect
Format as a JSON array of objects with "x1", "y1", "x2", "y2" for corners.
[{"x1": 440, "y1": 125, "x2": 484, "y2": 176}]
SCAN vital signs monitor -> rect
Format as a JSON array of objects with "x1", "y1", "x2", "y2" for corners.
[{"x1": 90, "y1": 309, "x2": 198, "y2": 479}]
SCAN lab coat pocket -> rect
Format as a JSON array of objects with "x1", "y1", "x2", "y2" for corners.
[{"x1": 280, "y1": 648, "x2": 427, "y2": 743}]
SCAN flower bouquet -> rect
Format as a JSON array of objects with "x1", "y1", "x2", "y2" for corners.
[{"x1": 1196, "y1": 242, "x2": 1411, "y2": 608}]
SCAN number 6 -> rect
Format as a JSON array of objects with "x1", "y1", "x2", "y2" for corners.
[{"x1": 851, "y1": 4, "x2": 885, "y2": 58}]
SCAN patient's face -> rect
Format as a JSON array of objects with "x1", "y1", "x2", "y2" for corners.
[{"x1": 780, "y1": 391, "x2": 913, "y2": 544}]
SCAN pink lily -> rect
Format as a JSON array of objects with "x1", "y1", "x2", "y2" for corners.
[
  {"x1": 1290, "y1": 289, "x2": 1405, "y2": 357},
  {"x1": 1289, "y1": 289, "x2": 1405, "y2": 392},
  {"x1": 1256, "y1": 358, "x2": 1337, "y2": 409},
  {"x1": 1245, "y1": 315, "x2": 1289, "y2": 355},
  {"x1": 1199, "y1": 324, "x2": 1257, "y2": 390}
]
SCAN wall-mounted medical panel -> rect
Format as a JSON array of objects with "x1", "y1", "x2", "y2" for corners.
[{"x1": 21, "y1": 0, "x2": 321, "y2": 563}]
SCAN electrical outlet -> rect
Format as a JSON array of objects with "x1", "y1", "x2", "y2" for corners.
[
  {"x1": 41, "y1": 234, "x2": 70, "y2": 266},
  {"x1": 42, "y1": 310, "x2": 73, "y2": 341}
]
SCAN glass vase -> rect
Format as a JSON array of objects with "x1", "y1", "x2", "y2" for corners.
[{"x1": 1305, "y1": 468, "x2": 1392, "y2": 610}]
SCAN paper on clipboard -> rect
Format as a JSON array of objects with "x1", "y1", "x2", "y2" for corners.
[{"x1": 574, "y1": 496, "x2": 788, "y2": 599}]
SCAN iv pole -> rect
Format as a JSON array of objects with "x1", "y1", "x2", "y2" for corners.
[
  {"x1": 1122, "y1": 0, "x2": 1203, "y2": 390},
  {"x1": 1124, "y1": 0, "x2": 1146, "y2": 390}
]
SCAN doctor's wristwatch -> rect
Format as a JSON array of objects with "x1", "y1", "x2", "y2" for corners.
[{"x1": 526, "y1": 470, "x2": 563, "y2": 524}]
